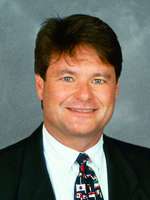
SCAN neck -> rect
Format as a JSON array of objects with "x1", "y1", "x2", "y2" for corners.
[{"x1": 44, "y1": 124, "x2": 103, "y2": 152}]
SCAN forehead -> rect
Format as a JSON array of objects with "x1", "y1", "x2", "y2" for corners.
[
  {"x1": 49, "y1": 45, "x2": 113, "y2": 70},
  {"x1": 46, "y1": 47, "x2": 116, "y2": 82}
]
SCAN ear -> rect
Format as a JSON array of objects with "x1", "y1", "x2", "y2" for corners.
[
  {"x1": 35, "y1": 74, "x2": 44, "y2": 100},
  {"x1": 115, "y1": 81, "x2": 120, "y2": 98}
]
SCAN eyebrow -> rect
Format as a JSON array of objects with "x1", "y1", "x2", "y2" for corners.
[
  {"x1": 55, "y1": 68, "x2": 113, "y2": 80},
  {"x1": 91, "y1": 72, "x2": 112, "y2": 79},
  {"x1": 56, "y1": 69, "x2": 76, "y2": 76}
]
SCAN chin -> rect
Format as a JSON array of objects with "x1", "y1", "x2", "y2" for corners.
[{"x1": 67, "y1": 126, "x2": 101, "y2": 137}]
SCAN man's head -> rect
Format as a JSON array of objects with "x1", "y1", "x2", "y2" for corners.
[
  {"x1": 35, "y1": 14, "x2": 122, "y2": 151},
  {"x1": 34, "y1": 14, "x2": 122, "y2": 81}
]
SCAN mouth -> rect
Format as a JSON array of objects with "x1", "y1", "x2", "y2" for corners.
[{"x1": 66, "y1": 107, "x2": 98, "y2": 113}]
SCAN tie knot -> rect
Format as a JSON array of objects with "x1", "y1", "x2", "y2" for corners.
[{"x1": 76, "y1": 153, "x2": 90, "y2": 166}]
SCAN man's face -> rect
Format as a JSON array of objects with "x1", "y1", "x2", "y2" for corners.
[{"x1": 35, "y1": 46, "x2": 119, "y2": 148}]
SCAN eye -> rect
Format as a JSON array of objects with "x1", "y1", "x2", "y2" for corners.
[
  {"x1": 92, "y1": 78, "x2": 106, "y2": 85},
  {"x1": 63, "y1": 76, "x2": 74, "y2": 82}
]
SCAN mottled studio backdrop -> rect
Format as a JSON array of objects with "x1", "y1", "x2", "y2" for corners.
[{"x1": 0, "y1": 0, "x2": 150, "y2": 148}]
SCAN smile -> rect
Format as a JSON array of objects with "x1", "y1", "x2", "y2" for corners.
[{"x1": 67, "y1": 108, "x2": 97, "y2": 113}]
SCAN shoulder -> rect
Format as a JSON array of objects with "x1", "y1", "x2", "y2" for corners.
[
  {"x1": 104, "y1": 134, "x2": 150, "y2": 155},
  {"x1": 104, "y1": 134, "x2": 150, "y2": 171},
  {"x1": 0, "y1": 125, "x2": 40, "y2": 155},
  {"x1": 104, "y1": 135, "x2": 150, "y2": 198},
  {"x1": 0, "y1": 136, "x2": 29, "y2": 167},
  {"x1": 0, "y1": 124, "x2": 42, "y2": 197},
  {"x1": 0, "y1": 124, "x2": 42, "y2": 171}
]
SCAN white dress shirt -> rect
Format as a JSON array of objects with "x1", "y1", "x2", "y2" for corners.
[{"x1": 43, "y1": 125, "x2": 108, "y2": 200}]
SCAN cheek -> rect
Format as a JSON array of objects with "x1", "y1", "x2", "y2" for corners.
[
  {"x1": 43, "y1": 84, "x2": 72, "y2": 105},
  {"x1": 96, "y1": 87, "x2": 117, "y2": 105}
]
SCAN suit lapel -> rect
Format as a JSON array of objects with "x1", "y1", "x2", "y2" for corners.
[
  {"x1": 103, "y1": 135, "x2": 149, "y2": 200},
  {"x1": 16, "y1": 126, "x2": 149, "y2": 200},
  {"x1": 17, "y1": 125, "x2": 55, "y2": 200}
]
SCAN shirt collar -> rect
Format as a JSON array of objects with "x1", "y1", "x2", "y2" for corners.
[
  {"x1": 85, "y1": 135, "x2": 104, "y2": 169},
  {"x1": 43, "y1": 125, "x2": 78, "y2": 169},
  {"x1": 42, "y1": 125, "x2": 104, "y2": 170}
]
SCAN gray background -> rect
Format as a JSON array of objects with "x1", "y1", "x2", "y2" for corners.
[{"x1": 0, "y1": 0, "x2": 150, "y2": 149}]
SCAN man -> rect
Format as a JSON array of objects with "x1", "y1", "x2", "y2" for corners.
[{"x1": 0, "y1": 14, "x2": 150, "y2": 200}]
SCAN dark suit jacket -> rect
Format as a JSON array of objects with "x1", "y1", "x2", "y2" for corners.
[{"x1": 0, "y1": 124, "x2": 150, "y2": 200}]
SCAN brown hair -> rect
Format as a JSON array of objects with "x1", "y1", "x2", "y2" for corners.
[{"x1": 34, "y1": 14, "x2": 122, "y2": 81}]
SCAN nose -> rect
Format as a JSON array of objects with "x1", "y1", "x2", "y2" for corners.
[{"x1": 74, "y1": 82, "x2": 94, "y2": 102}]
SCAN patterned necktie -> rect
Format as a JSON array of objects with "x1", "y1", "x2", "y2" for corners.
[{"x1": 74, "y1": 153, "x2": 104, "y2": 200}]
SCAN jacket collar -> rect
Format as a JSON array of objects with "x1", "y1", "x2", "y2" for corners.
[
  {"x1": 17, "y1": 124, "x2": 149, "y2": 200},
  {"x1": 17, "y1": 124, "x2": 56, "y2": 200},
  {"x1": 103, "y1": 135, "x2": 149, "y2": 200}
]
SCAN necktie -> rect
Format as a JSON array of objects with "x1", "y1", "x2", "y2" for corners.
[{"x1": 74, "y1": 153, "x2": 104, "y2": 200}]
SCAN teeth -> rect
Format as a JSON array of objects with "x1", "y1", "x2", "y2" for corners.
[{"x1": 69, "y1": 108, "x2": 95, "y2": 113}]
